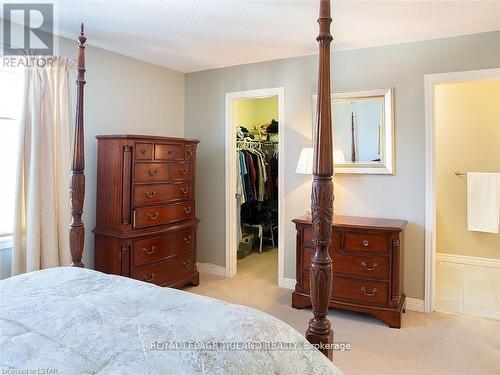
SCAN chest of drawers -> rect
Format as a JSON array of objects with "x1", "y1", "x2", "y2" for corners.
[
  {"x1": 292, "y1": 215, "x2": 407, "y2": 328},
  {"x1": 93, "y1": 135, "x2": 200, "y2": 288}
]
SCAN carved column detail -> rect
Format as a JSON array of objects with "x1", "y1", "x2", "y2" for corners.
[
  {"x1": 69, "y1": 24, "x2": 87, "y2": 268},
  {"x1": 306, "y1": 0, "x2": 335, "y2": 360},
  {"x1": 121, "y1": 145, "x2": 132, "y2": 225},
  {"x1": 120, "y1": 245, "x2": 131, "y2": 277},
  {"x1": 391, "y1": 237, "x2": 402, "y2": 305}
]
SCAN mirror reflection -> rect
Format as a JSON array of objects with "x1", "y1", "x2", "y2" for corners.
[{"x1": 333, "y1": 97, "x2": 384, "y2": 165}]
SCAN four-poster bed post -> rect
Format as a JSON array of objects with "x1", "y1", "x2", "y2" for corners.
[
  {"x1": 307, "y1": 0, "x2": 334, "y2": 359},
  {"x1": 351, "y1": 112, "x2": 356, "y2": 163},
  {"x1": 70, "y1": 23, "x2": 87, "y2": 267}
]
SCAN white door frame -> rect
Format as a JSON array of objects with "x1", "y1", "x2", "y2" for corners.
[
  {"x1": 424, "y1": 68, "x2": 500, "y2": 314},
  {"x1": 225, "y1": 87, "x2": 285, "y2": 287}
]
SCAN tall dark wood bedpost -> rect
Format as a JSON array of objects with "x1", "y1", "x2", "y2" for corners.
[
  {"x1": 70, "y1": 23, "x2": 87, "y2": 267},
  {"x1": 351, "y1": 112, "x2": 356, "y2": 163},
  {"x1": 307, "y1": 0, "x2": 334, "y2": 359}
]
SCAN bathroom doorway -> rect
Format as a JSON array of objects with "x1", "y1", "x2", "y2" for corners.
[{"x1": 425, "y1": 69, "x2": 500, "y2": 319}]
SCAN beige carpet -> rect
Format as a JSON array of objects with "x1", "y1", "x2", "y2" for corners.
[{"x1": 186, "y1": 250, "x2": 500, "y2": 375}]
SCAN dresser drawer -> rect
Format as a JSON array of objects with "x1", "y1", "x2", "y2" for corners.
[
  {"x1": 134, "y1": 162, "x2": 168, "y2": 182},
  {"x1": 170, "y1": 162, "x2": 193, "y2": 180},
  {"x1": 303, "y1": 228, "x2": 341, "y2": 250},
  {"x1": 133, "y1": 182, "x2": 192, "y2": 206},
  {"x1": 131, "y1": 252, "x2": 194, "y2": 285},
  {"x1": 332, "y1": 277, "x2": 388, "y2": 306},
  {"x1": 132, "y1": 228, "x2": 195, "y2": 267},
  {"x1": 333, "y1": 253, "x2": 389, "y2": 280},
  {"x1": 344, "y1": 233, "x2": 390, "y2": 254},
  {"x1": 134, "y1": 201, "x2": 194, "y2": 228},
  {"x1": 155, "y1": 144, "x2": 184, "y2": 160},
  {"x1": 135, "y1": 143, "x2": 153, "y2": 160}
]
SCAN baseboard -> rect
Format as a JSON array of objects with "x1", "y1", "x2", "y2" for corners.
[
  {"x1": 196, "y1": 262, "x2": 226, "y2": 277},
  {"x1": 282, "y1": 278, "x2": 296, "y2": 290},
  {"x1": 405, "y1": 297, "x2": 425, "y2": 313},
  {"x1": 437, "y1": 253, "x2": 500, "y2": 269}
]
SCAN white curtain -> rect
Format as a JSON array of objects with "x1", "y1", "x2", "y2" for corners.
[{"x1": 12, "y1": 57, "x2": 74, "y2": 275}]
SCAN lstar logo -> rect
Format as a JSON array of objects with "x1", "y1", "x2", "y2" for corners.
[{"x1": 2, "y1": 3, "x2": 54, "y2": 56}]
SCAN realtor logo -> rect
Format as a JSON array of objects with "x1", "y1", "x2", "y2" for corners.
[{"x1": 3, "y1": 3, "x2": 54, "y2": 55}]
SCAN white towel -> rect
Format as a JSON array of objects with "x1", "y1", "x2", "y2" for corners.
[{"x1": 467, "y1": 173, "x2": 500, "y2": 233}]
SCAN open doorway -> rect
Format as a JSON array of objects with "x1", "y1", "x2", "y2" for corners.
[
  {"x1": 225, "y1": 88, "x2": 285, "y2": 287},
  {"x1": 425, "y1": 69, "x2": 500, "y2": 318}
]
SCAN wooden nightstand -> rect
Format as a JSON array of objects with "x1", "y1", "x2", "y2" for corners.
[{"x1": 292, "y1": 215, "x2": 407, "y2": 328}]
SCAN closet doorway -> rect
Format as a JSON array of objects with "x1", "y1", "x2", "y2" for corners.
[{"x1": 225, "y1": 88, "x2": 285, "y2": 287}]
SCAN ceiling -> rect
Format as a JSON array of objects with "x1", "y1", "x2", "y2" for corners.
[{"x1": 48, "y1": 1, "x2": 500, "y2": 72}]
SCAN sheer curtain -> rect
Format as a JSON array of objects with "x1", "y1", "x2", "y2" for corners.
[{"x1": 12, "y1": 57, "x2": 74, "y2": 275}]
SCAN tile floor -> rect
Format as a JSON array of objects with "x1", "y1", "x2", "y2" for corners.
[{"x1": 435, "y1": 261, "x2": 500, "y2": 320}]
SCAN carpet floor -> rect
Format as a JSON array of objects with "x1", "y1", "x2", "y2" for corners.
[{"x1": 186, "y1": 249, "x2": 500, "y2": 375}]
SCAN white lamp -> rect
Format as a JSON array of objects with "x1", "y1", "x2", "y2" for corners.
[
  {"x1": 297, "y1": 147, "x2": 344, "y2": 174},
  {"x1": 296, "y1": 148, "x2": 314, "y2": 174},
  {"x1": 333, "y1": 149, "x2": 346, "y2": 164}
]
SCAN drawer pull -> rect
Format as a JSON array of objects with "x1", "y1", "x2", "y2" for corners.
[
  {"x1": 362, "y1": 239, "x2": 369, "y2": 247},
  {"x1": 143, "y1": 273, "x2": 155, "y2": 282},
  {"x1": 143, "y1": 246, "x2": 156, "y2": 255},
  {"x1": 145, "y1": 191, "x2": 156, "y2": 198},
  {"x1": 167, "y1": 150, "x2": 173, "y2": 155},
  {"x1": 186, "y1": 149, "x2": 193, "y2": 156},
  {"x1": 148, "y1": 169, "x2": 158, "y2": 176},
  {"x1": 146, "y1": 212, "x2": 159, "y2": 220},
  {"x1": 183, "y1": 260, "x2": 192, "y2": 268},
  {"x1": 361, "y1": 287, "x2": 378, "y2": 297},
  {"x1": 181, "y1": 187, "x2": 189, "y2": 194},
  {"x1": 179, "y1": 168, "x2": 188, "y2": 175},
  {"x1": 184, "y1": 236, "x2": 192, "y2": 244},
  {"x1": 140, "y1": 148, "x2": 147, "y2": 154},
  {"x1": 183, "y1": 207, "x2": 192, "y2": 214},
  {"x1": 361, "y1": 261, "x2": 378, "y2": 271}
]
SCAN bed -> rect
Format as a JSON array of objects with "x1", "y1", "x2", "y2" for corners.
[{"x1": 0, "y1": 1, "x2": 338, "y2": 373}]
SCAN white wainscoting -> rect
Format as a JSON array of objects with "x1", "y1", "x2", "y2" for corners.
[{"x1": 437, "y1": 253, "x2": 500, "y2": 269}]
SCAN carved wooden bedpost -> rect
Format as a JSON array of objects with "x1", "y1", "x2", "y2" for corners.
[
  {"x1": 351, "y1": 112, "x2": 356, "y2": 163},
  {"x1": 307, "y1": 0, "x2": 334, "y2": 359},
  {"x1": 70, "y1": 24, "x2": 87, "y2": 267}
]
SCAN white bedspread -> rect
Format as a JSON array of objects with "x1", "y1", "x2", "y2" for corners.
[{"x1": 0, "y1": 267, "x2": 341, "y2": 375}]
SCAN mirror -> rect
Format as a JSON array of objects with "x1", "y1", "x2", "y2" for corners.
[{"x1": 313, "y1": 88, "x2": 394, "y2": 174}]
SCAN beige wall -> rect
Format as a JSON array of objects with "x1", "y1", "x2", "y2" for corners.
[
  {"x1": 58, "y1": 36, "x2": 185, "y2": 268},
  {"x1": 185, "y1": 31, "x2": 500, "y2": 300},
  {"x1": 234, "y1": 97, "x2": 278, "y2": 130},
  {"x1": 436, "y1": 79, "x2": 500, "y2": 259}
]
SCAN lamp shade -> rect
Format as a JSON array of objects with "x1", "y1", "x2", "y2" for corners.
[
  {"x1": 296, "y1": 147, "x2": 314, "y2": 174},
  {"x1": 333, "y1": 149, "x2": 346, "y2": 164}
]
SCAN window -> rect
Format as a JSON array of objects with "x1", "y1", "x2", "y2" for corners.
[{"x1": 0, "y1": 67, "x2": 24, "y2": 241}]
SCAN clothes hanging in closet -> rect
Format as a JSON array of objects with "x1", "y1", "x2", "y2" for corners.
[{"x1": 236, "y1": 149, "x2": 277, "y2": 204}]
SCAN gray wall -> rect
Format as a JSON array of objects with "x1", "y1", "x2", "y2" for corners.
[{"x1": 185, "y1": 31, "x2": 500, "y2": 300}]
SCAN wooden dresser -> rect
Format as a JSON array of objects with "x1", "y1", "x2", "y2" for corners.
[
  {"x1": 292, "y1": 215, "x2": 407, "y2": 328},
  {"x1": 93, "y1": 135, "x2": 200, "y2": 288}
]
